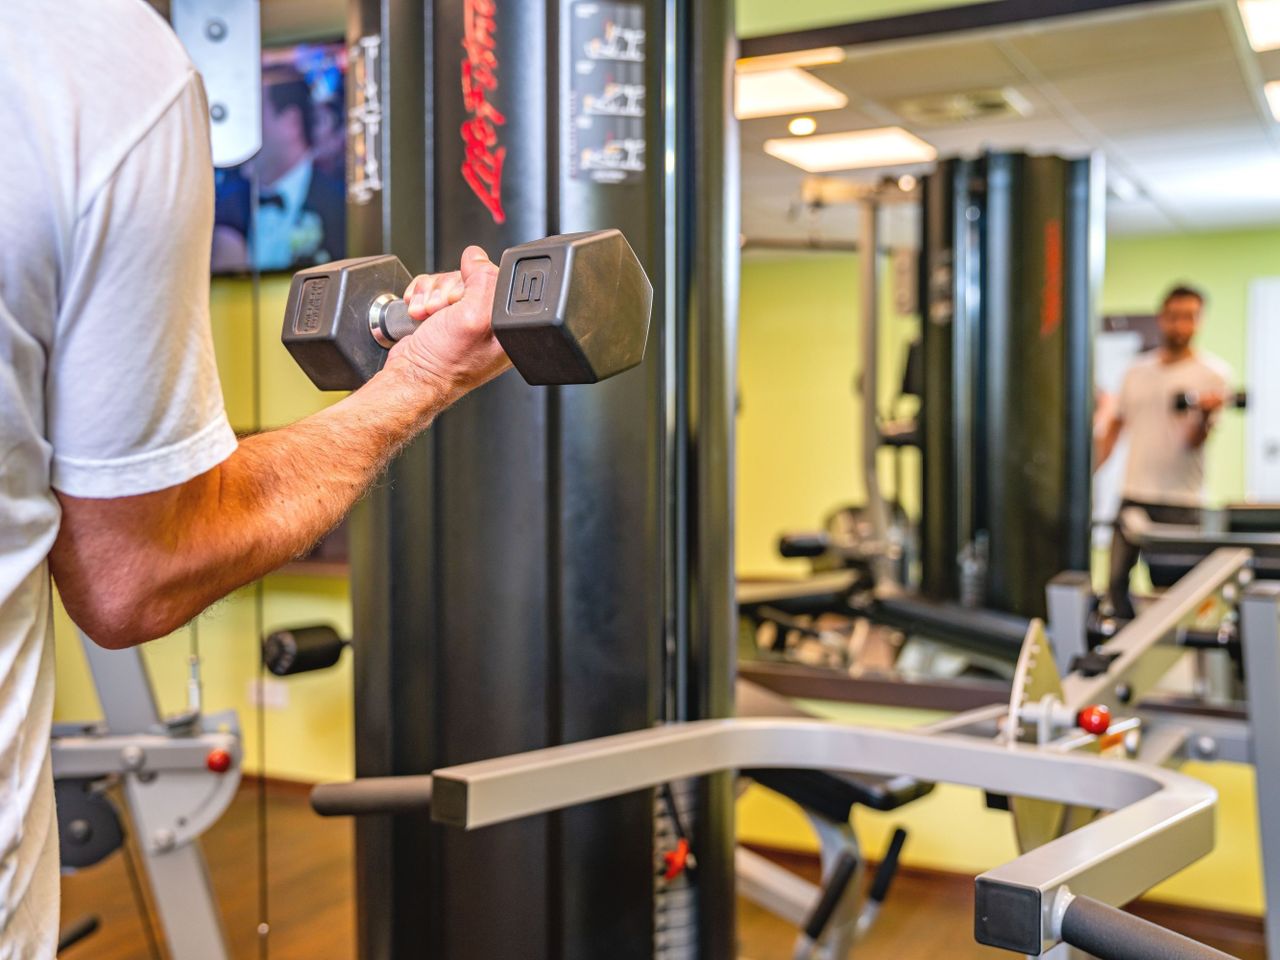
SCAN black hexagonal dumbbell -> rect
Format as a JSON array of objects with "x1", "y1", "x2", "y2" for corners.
[{"x1": 281, "y1": 229, "x2": 653, "y2": 389}]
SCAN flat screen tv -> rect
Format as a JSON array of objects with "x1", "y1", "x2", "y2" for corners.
[{"x1": 211, "y1": 41, "x2": 346, "y2": 275}]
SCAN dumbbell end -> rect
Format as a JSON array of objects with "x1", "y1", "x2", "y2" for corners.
[
  {"x1": 494, "y1": 229, "x2": 652, "y2": 385},
  {"x1": 282, "y1": 256, "x2": 414, "y2": 390}
]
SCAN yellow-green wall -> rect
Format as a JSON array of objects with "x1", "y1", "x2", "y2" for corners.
[
  {"x1": 736, "y1": 250, "x2": 920, "y2": 578},
  {"x1": 737, "y1": 0, "x2": 981, "y2": 39}
]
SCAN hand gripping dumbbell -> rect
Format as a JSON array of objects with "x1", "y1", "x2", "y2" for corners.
[
  {"x1": 1172, "y1": 389, "x2": 1248, "y2": 412},
  {"x1": 282, "y1": 229, "x2": 653, "y2": 389}
]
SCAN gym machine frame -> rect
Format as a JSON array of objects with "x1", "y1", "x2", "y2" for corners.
[
  {"x1": 314, "y1": 716, "x2": 1219, "y2": 958},
  {"x1": 52, "y1": 634, "x2": 241, "y2": 960},
  {"x1": 1040, "y1": 546, "x2": 1280, "y2": 958}
]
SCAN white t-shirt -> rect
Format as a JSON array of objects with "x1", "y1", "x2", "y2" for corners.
[
  {"x1": 1117, "y1": 350, "x2": 1230, "y2": 507},
  {"x1": 0, "y1": 1, "x2": 237, "y2": 952}
]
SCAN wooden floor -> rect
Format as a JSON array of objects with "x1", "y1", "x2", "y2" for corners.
[{"x1": 61, "y1": 782, "x2": 1264, "y2": 959}]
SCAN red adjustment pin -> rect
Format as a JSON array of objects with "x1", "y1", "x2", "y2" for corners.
[
  {"x1": 1077, "y1": 705, "x2": 1111, "y2": 736},
  {"x1": 662, "y1": 838, "x2": 691, "y2": 881},
  {"x1": 206, "y1": 748, "x2": 233, "y2": 774}
]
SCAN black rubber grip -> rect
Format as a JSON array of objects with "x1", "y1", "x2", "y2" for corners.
[
  {"x1": 310, "y1": 776, "x2": 433, "y2": 816},
  {"x1": 1060, "y1": 895, "x2": 1239, "y2": 960},
  {"x1": 262, "y1": 625, "x2": 349, "y2": 676},
  {"x1": 868, "y1": 827, "x2": 908, "y2": 903},
  {"x1": 57, "y1": 915, "x2": 100, "y2": 953},
  {"x1": 802, "y1": 850, "x2": 859, "y2": 941},
  {"x1": 779, "y1": 533, "x2": 831, "y2": 558}
]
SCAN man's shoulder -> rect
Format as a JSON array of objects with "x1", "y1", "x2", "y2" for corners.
[
  {"x1": 1122, "y1": 350, "x2": 1163, "y2": 381},
  {"x1": 1192, "y1": 351, "x2": 1232, "y2": 383},
  {"x1": 11, "y1": 0, "x2": 192, "y2": 79}
]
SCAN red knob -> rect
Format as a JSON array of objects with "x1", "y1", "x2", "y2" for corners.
[
  {"x1": 662, "y1": 838, "x2": 691, "y2": 881},
  {"x1": 206, "y1": 748, "x2": 233, "y2": 774},
  {"x1": 1077, "y1": 705, "x2": 1111, "y2": 736}
]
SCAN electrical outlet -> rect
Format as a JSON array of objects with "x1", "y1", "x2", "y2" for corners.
[{"x1": 247, "y1": 677, "x2": 289, "y2": 710}]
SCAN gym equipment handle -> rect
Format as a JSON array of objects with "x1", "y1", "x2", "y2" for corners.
[
  {"x1": 1059, "y1": 895, "x2": 1238, "y2": 960},
  {"x1": 802, "y1": 849, "x2": 858, "y2": 941},
  {"x1": 56, "y1": 914, "x2": 100, "y2": 953},
  {"x1": 262, "y1": 624, "x2": 349, "y2": 676},
  {"x1": 779, "y1": 533, "x2": 831, "y2": 558},
  {"x1": 868, "y1": 827, "x2": 907, "y2": 903},
  {"x1": 310, "y1": 775, "x2": 433, "y2": 817}
]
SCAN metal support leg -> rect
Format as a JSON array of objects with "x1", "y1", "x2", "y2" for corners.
[
  {"x1": 1046, "y1": 572, "x2": 1093, "y2": 678},
  {"x1": 808, "y1": 815, "x2": 861, "y2": 959},
  {"x1": 131, "y1": 838, "x2": 231, "y2": 960},
  {"x1": 1241, "y1": 582, "x2": 1280, "y2": 959},
  {"x1": 73, "y1": 633, "x2": 234, "y2": 960}
]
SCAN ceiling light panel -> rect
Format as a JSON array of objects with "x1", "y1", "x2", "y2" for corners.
[
  {"x1": 736, "y1": 46, "x2": 846, "y2": 73},
  {"x1": 1240, "y1": 0, "x2": 1280, "y2": 51},
  {"x1": 763, "y1": 127, "x2": 937, "y2": 173},
  {"x1": 735, "y1": 68, "x2": 848, "y2": 120}
]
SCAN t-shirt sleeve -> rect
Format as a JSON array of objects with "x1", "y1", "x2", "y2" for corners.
[
  {"x1": 47, "y1": 70, "x2": 237, "y2": 498},
  {"x1": 1115, "y1": 364, "x2": 1139, "y2": 422}
]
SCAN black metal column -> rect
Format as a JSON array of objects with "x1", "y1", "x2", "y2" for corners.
[
  {"x1": 919, "y1": 152, "x2": 1097, "y2": 620},
  {"x1": 346, "y1": 0, "x2": 736, "y2": 957},
  {"x1": 344, "y1": 1, "x2": 436, "y2": 957}
]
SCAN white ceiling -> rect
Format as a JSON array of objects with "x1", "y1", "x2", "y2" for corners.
[{"x1": 740, "y1": 0, "x2": 1280, "y2": 243}]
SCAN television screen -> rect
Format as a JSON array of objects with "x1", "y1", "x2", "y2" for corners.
[{"x1": 211, "y1": 41, "x2": 346, "y2": 275}]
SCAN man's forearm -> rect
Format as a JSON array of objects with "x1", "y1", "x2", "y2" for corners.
[
  {"x1": 1186, "y1": 412, "x2": 1213, "y2": 449},
  {"x1": 52, "y1": 363, "x2": 450, "y2": 647}
]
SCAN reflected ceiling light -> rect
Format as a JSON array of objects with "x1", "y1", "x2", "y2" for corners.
[
  {"x1": 764, "y1": 127, "x2": 936, "y2": 173},
  {"x1": 1267, "y1": 81, "x2": 1280, "y2": 120},
  {"x1": 788, "y1": 116, "x2": 818, "y2": 136},
  {"x1": 736, "y1": 68, "x2": 848, "y2": 120},
  {"x1": 736, "y1": 46, "x2": 846, "y2": 73},
  {"x1": 1108, "y1": 176, "x2": 1140, "y2": 203},
  {"x1": 1239, "y1": 0, "x2": 1280, "y2": 51}
]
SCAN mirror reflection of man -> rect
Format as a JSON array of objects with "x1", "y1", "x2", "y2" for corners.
[
  {"x1": 1095, "y1": 285, "x2": 1230, "y2": 618},
  {"x1": 212, "y1": 66, "x2": 345, "y2": 271}
]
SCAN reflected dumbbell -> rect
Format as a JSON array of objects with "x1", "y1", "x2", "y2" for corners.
[
  {"x1": 281, "y1": 229, "x2": 653, "y2": 390},
  {"x1": 1172, "y1": 389, "x2": 1247, "y2": 412}
]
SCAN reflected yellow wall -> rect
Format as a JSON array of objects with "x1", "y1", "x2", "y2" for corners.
[{"x1": 736, "y1": 250, "x2": 920, "y2": 579}]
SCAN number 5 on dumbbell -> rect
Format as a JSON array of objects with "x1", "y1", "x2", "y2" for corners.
[{"x1": 282, "y1": 229, "x2": 653, "y2": 390}]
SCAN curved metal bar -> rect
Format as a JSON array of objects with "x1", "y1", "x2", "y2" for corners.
[{"x1": 430, "y1": 718, "x2": 1215, "y2": 956}]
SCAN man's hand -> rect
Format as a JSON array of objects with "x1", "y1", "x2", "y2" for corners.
[
  {"x1": 1195, "y1": 389, "x2": 1225, "y2": 414},
  {"x1": 385, "y1": 246, "x2": 512, "y2": 402}
]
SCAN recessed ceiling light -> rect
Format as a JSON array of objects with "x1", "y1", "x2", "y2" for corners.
[
  {"x1": 1239, "y1": 0, "x2": 1280, "y2": 51},
  {"x1": 1267, "y1": 81, "x2": 1280, "y2": 120},
  {"x1": 788, "y1": 116, "x2": 818, "y2": 136},
  {"x1": 763, "y1": 127, "x2": 937, "y2": 173},
  {"x1": 736, "y1": 68, "x2": 848, "y2": 120},
  {"x1": 736, "y1": 46, "x2": 846, "y2": 74}
]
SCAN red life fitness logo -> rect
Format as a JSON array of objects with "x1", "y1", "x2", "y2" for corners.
[
  {"x1": 1040, "y1": 218, "x2": 1063, "y2": 337},
  {"x1": 461, "y1": 0, "x2": 507, "y2": 224}
]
